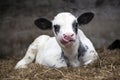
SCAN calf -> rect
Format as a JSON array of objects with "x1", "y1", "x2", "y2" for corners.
[{"x1": 15, "y1": 12, "x2": 98, "y2": 69}]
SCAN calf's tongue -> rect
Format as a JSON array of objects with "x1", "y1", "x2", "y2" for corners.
[
  {"x1": 60, "y1": 38, "x2": 75, "y2": 45},
  {"x1": 60, "y1": 38, "x2": 69, "y2": 45}
]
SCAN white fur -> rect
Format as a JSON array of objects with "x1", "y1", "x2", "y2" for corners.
[
  {"x1": 52, "y1": 12, "x2": 77, "y2": 48},
  {"x1": 15, "y1": 12, "x2": 98, "y2": 69}
]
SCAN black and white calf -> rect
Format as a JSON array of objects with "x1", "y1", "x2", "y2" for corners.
[{"x1": 15, "y1": 12, "x2": 98, "y2": 69}]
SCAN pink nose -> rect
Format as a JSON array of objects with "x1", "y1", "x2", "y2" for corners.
[
  {"x1": 63, "y1": 34, "x2": 74, "y2": 41},
  {"x1": 60, "y1": 34, "x2": 75, "y2": 45}
]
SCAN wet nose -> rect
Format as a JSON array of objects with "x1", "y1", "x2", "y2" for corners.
[{"x1": 63, "y1": 33, "x2": 74, "y2": 40}]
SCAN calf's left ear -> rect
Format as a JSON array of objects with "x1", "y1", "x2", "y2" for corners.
[
  {"x1": 77, "y1": 12, "x2": 94, "y2": 25},
  {"x1": 34, "y1": 18, "x2": 52, "y2": 30}
]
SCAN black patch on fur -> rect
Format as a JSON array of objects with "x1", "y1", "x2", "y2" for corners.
[
  {"x1": 53, "y1": 24, "x2": 60, "y2": 35},
  {"x1": 61, "y1": 51, "x2": 70, "y2": 67},
  {"x1": 72, "y1": 20, "x2": 78, "y2": 34},
  {"x1": 78, "y1": 42, "x2": 88, "y2": 58}
]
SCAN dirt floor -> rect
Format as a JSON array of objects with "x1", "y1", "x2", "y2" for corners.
[{"x1": 0, "y1": 48, "x2": 120, "y2": 80}]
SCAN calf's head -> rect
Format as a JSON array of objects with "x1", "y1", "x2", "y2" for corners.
[{"x1": 35, "y1": 12, "x2": 94, "y2": 47}]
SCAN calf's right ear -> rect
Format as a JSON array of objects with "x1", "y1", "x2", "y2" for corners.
[{"x1": 34, "y1": 18, "x2": 52, "y2": 30}]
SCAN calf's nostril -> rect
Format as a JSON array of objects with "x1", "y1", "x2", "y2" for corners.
[
  {"x1": 71, "y1": 34, "x2": 74, "y2": 37},
  {"x1": 63, "y1": 34, "x2": 67, "y2": 38}
]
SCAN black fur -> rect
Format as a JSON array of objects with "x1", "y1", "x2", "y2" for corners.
[
  {"x1": 78, "y1": 42, "x2": 87, "y2": 58},
  {"x1": 72, "y1": 20, "x2": 78, "y2": 34},
  {"x1": 53, "y1": 24, "x2": 60, "y2": 35},
  {"x1": 61, "y1": 51, "x2": 70, "y2": 67},
  {"x1": 34, "y1": 18, "x2": 52, "y2": 30},
  {"x1": 77, "y1": 12, "x2": 94, "y2": 25}
]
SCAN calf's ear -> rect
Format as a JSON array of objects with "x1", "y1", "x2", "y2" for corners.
[
  {"x1": 34, "y1": 18, "x2": 52, "y2": 30},
  {"x1": 77, "y1": 12, "x2": 94, "y2": 25}
]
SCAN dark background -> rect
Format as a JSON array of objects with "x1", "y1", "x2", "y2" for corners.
[{"x1": 0, "y1": 0, "x2": 120, "y2": 56}]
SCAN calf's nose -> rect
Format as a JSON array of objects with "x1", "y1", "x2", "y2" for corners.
[{"x1": 63, "y1": 33, "x2": 74, "y2": 41}]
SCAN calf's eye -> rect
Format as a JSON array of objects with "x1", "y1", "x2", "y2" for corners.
[
  {"x1": 73, "y1": 22, "x2": 78, "y2": 28},
  {"x1": 53, "y1": 25, "x2": 60, "y2": 34},
  {"x1": 72, "y1": 21, "x2": 78, "y2": 34}
]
